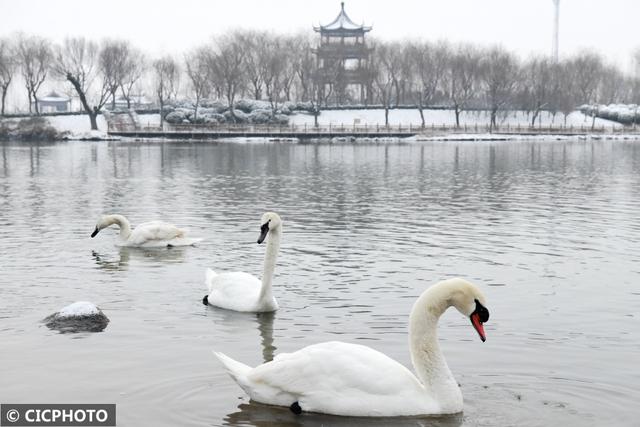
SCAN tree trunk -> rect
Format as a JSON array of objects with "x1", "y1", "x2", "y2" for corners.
[
  {"x1": 394, "y1": 80, "x2": 400, "y2": 107},
  {"x1": 27, "y1": 90, "x2": 33, "y2": 114},
  {"x1": 454, "y1": 105, "x2": 461, "y2": 128},
  {"x1": 490, "y1": 109, "x2": 497, "y2": 133},
  {"x1": 384, "y1": 106, "x2": 389, "y2": 127},
  {"x1": 89, "y1": 109, "x2": 98, "y2": 131},
  {"x1": 531, "y1": 109, "x2": 540, "y2": 127},
  {"x1": 418, "y1": 105, "x2": 425, "y2": 129},
  {"x1": 32, "y1": 91, "x2": 40, "y2": 115},
  {"x1": 1, "y1": 87, "x2": 7, "y2": 116},
  {"x1": 66, "y1": 73, "x2": 101, "y2": 131},
  {"x1": 111, "y1": 90, "x2": 117, "y2": 110},
  {"x1": 159, "y1": 101, "x2": 164, "y2": 130}
]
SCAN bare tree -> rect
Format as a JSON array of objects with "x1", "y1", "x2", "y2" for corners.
[
  {"x1": 522, "y1": 56, "x2": 553, "y2": 126},
  {"x1": 599, "y1": 65, "x2": 625, "y2": 105},
  {"x1": 552, "y1": 62, "x2": 577, "y2": 125},
  {"x1": 119, "y1": 47, "x2": 146, "y2": 109},
  {"x1": 263, "y1": 36, "x2": 289, "y2": 117},
  {"x1": 409, "y1": 41, "x2": 449, "y2": 128},
  {"x1": 570, "y1": 52, "x2": 604, "y2": 129},
  {"x1": 0, "y1": 38, "x2": 16, "y2": 116},
  {"x1": 281, "y1": 36, "x2": 299, "y2": 102},
  {"x1": 184, "y1": 47, "x2": 210, "y2": 122},
  {"x1": 53, "y1": 37, "x2": 111, "y2": 130},
  {"x1": 99, "y1": 40, "x2": 131, "y2": 109},
  {"x1": 371, "y1": 41, "x2": 397, "y2": 126},
  {"x1": 16, "y1": 34, "x2": 52, "y2": 115},
  {"x1": 480, "y1": 47, "x2": 520, "y2": 131},
  {"x1": 445, "y1": 44, "x2": 481, "y2": 128},
  {"x1": 152, "y1": 56, "x2": 180, "y2": 130},
  {"x1": 208, "y1": 33, "x2": 246, "y2": 121},
  {"x1": 241, "y1": 31, "x2": 269, "y2": 100},
  {"x1": 292, "y1": 33, "x2": 315, "y2": 102}
]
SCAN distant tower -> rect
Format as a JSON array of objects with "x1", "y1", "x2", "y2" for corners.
[
  {"x1": 552, "y1": 0, "x2": 560, "y2": 62},
  {"x1": 313, "y1": 2, "x2": 372, "y2": 105}
]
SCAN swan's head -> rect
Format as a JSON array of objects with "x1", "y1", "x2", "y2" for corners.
[
  {"x1": 444, "y1": 278, "x2": 490, "y2": 342},
  {"x1": 257, "y1": 212, "x2": 282, "y2": 244},
  {"x1": 91, "y1": 215, "x2": 118, "y2": 238}
]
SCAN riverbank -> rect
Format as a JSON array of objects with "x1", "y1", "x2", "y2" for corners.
[{"x1": 2, "y1": 108, "x2": 634, "y2": 142}]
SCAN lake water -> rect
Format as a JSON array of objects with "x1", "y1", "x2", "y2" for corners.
[{"x1": 1, "y1": 139, "x2": 639, "y2": 427}]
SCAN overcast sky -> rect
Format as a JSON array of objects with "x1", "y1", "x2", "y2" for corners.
[{"x1": 1, "y1": 0, "x2": 638, "y2": 70}]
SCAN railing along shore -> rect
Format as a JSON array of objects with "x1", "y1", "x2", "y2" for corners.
[{"x1": 107, "y1": 122, "x2": 640, "y2": 135}]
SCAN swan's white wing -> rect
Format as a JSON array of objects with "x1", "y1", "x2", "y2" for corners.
[
  {"x1": 127, "y1": 221, "x2": 185, "y2": 246},
  {"x1": 242, "y1": 341, "x2": 436, "y2": 416},
  {"x1": 206, "y1": 272, "x2": 264, "y2": 312},
  {"x1": 205, "y1": 268, "x2": 218, "y2": 294}
]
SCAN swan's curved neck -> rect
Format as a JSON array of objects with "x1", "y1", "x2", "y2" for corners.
[
  {"x1": 107, "y1": 215, "x2": 132, "y2": 240},
  {"x1": 409, "y1": 286, "x2": 462, "y2": 411},
  {"x1": 259, "y1": 226, "x2": 281, "y2": 306}
]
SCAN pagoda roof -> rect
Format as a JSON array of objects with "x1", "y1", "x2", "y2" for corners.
[
  {"x1": 39, "y1": 91, "x2": 70, "y2": 102},
  {"x1": 314, "y1": 2, "x2": 371, "y2": 33}
]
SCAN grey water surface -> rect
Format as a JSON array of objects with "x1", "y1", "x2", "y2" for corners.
[{"x1": 1, "y1": 139, "x2": 639, "y2": 427}]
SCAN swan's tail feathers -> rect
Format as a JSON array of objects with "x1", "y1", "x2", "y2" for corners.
[
  {"x1": 205, "y1": 268, "x2": 217, "y2": 293},
  {"x1": 213, "y1": 351, "x2": 252, "y2": 385}
]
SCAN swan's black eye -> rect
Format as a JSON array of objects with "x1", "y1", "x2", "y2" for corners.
[{"x1": 474, "y1": 299, "x2": 490, "y2": 323}]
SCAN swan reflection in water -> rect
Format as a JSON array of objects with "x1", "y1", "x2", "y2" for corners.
[
  {"x1": 91, "y1": 246, "x2": 188, "y2": 271},
  {"x1": 207, "y1": 308, "x2": 277, "y2": 364},
  {"x1": 223, "y1": 403, "x2": 463, "y2": 427}
]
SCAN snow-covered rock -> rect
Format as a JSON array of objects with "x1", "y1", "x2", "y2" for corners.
[
  {"x1": 235, "y1": 99, "x2": 271, "y2": 113},
  {"x1": 165, "y1": 110, "x2": 188, "y2": 124},
  {"x1": 58, "y1": 301, "x2": 100, "y2": 318},
  {"x1": 248, "y1": 109, "x2": 273, "y2": 124},
  {"x1": 200, "y1": 99, "x2": 227, "y2": 112},
  {"x1": 224, "y1": 109, "x2": 249, "y2": 123},
  {"x1": 43, "y1": 301, "x2": 110, "y2": 333}
]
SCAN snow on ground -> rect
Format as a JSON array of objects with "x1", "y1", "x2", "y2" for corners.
[
  {"x1": 289, "y1": 109, "x2": 622, "y2": 129},
  {"x1": 46, "y1": 114, "x2": 108, "y2": 133},
  {"x1": 136, "y1": 113, "x2": 161, "y2": 128},
  {"x1": 36, "y1": 109, "x2": 623, "y2": 139}
]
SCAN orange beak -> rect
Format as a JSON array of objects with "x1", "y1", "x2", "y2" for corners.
[{"x1": 470, "y1": 312, "x2": 486, "y2": 342}]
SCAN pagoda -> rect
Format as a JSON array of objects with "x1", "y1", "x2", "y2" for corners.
[{"x1": 313, "y1": 2, "x2": 373, "y2": 105}]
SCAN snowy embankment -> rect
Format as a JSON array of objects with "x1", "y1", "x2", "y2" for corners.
[
  {"x1": 27, "y1": 108, "x2": 631, "y2": 142},
  {"x1": 45, "y1": 115, "x2": 120, "y2": 140},
  {"x1": 289, "y1": 108, "x2": 621, "y2": 129}
]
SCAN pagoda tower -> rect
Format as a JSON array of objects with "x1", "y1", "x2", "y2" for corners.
[{"x1": 313, "y1": 2, "x2": 372, "y2": 105}]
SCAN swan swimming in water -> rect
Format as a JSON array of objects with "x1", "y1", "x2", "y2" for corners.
[
  {"x1": 213, "y1": 278, "x2": 490, "y2": 417},
  {"x1": 91, "y1": 214, "x2": 201, "y2": 248},
  {"x1": 203, "y1": 212, "x2": 281, "y2": 313}
]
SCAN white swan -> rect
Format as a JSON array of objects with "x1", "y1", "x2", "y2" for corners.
[
  {"x1": 91, "y1": 214, "x2": 201, "y2": 247},
  {"x1": 203, "y1": 212, "x2": 281, "y2": 313},
  {"x1": 213, "y1": 278, "x2": 490, "y2": 417}
]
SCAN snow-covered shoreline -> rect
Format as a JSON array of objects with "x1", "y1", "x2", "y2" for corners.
[{"x1": 3, "y1": 108, "x2": 638, "y2": 143}]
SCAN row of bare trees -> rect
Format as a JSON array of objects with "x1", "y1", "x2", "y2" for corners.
[
  {"x1": 2, "y1": 31, "x2": 640, "y2": 130},
  {"x1": 371, "y1": 41, "x2": 640, "y2": 128},
  {"x1": 0, "y1": 34, "x2": 145, "y2": 129}
]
